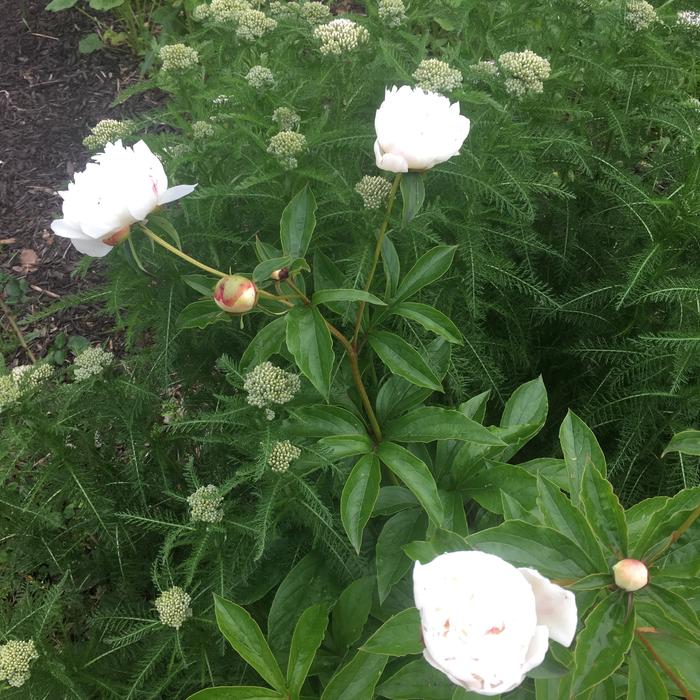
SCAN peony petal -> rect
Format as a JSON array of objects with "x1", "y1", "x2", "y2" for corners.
[
  {"x1": 374, "y1": 141, "x2": 408, "y2": 172},
  {"x1": 158, "y1": 183, "x2": 197, "y2": 205},
  {"x1": 519, "y1": 568, "x2": 578, "y2": 647},
  {"x1": 125, "y1": 179, "x2": 159, "y2": 221},
  {"x1": 521, "y1": 625, "x2": 550, "y2": 674},
  {"x1": 51, "y1": 219, "x2": 84, "y2": 239},
  {"x1": 70, "y1": 236, "x2": 114, "y2": 257}
]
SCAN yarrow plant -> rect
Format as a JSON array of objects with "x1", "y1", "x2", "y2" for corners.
[
  {"x1": 0, "y1": 640, "x2": 39, "y2": 688},
  {"x1": 498, "y1": 49, "x2": 551, "y2": 96},
  {"x1": 271, "y1": 106, "x2": 301, "y2": 131},
  {"x1": 154, "y1": 587, "x2": 192, "y2": 629},
  {"x1": 158, "y1": 43, "x2": 200, "y2": 72},
  {"x1": 313, "y1": 18, "x2": 369, "y2": 55},
  {"x1": 243, "y1": 362, "x2": 301, "y2": 414},
  {"x1": 83, "y1": 119, "x2": 133, "y2": 151},
  {"x1": 187, "y1": 485, "x2": 224, "y2": 523},
  {"x1": 267, "y1": 440, "x2": 301, "y2": 473},
  {"x1": 267, "y1": 130, "x2": 307, "y2": 169},
  {"x1": 412, "y1": 58, "x2": 463, "y2": 94},
  {"x1": 625, "y1": 0, "x2": 657, "y2": 31},
  {"x1": 377, "y1": 0, "x2": 406, "y2": 27},
  {"x1": 73, "y1": 346, "x2": 114, "y2": 381},
  {"x1": 676, "y1": 9, "x2": 700, "y2": 29},
  {"x1": 245, "y1": 65, "x2": 274, "y2": 89}
]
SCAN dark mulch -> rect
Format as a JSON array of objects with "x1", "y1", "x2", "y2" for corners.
[{"x1": 0, "y1": 0, "x2": 158, "y2": 363}]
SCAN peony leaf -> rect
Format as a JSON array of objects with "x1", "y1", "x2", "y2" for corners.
[
  {"x1": 369, "y1": 331, "x2": 442, "y2": 392},
  {"x1": 286, "y1": 603, "x2": 329, "y2": 698},
  {"x1": 361, "y1": 608, "x2": 422, "y2": 656},
  {"x1": 393, "y1": 245, "x2": 457, "y2": 304},
  {"x1": 340, "y1": 454, "x2": 381, "y2": 554},
  {"x1": 280, "y1": 186, "x2": 316, "y2": 258},
  {"x1": 400, "y1": 172, "x2": 426, "y2": 224}
]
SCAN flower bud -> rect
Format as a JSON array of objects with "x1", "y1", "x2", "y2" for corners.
[
  {"x1": 102, "y1": 225, "x2": 130, "y2": 247},
  {"x1": 213, "y1": 275, "x2": 258, "y2": 314},
  {"x1": 270, "y1": 267, "x2": 289, "y2": 281},
  {"x1": 612, "y1": 559, "x2": 648, "y2": 592}
]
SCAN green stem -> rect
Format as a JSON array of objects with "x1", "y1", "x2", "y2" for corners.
[
  {"x1": 636, "y1": 630, "x2": 695, "y2": 700},
  {"x1": 352, "y1": 173, "x2": 402, "y2": 345},
  {"x1": 0, "y1": 297, "x2": 36, "y2": 364}
]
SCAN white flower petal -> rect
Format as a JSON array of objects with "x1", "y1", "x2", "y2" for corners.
[
  {"x1": 51, "y1": 219, "x2": 83, "y2": 239},
  {"x1": 518, "y1": 568, "x2": 578, "y2": 647},
  {"x1": 71, "y1": 236, "x2": 114, "y2": 257},
  {"x1": 522, "y1": 625, "x2": 550, "y2": 674},
  {"x1": 158, "y1": 183, "x2": 197, "y2": 205}
]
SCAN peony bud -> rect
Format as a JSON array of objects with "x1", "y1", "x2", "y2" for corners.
[
  {"x1": 213, "y1": 275, "x2": 258, "y2": 314},
  {"x1": 270, "y1": 267, "x2": 289, "y2": 281},
  {"x1": 612, "y1": 559, "x2": 648, "y2": 592}
]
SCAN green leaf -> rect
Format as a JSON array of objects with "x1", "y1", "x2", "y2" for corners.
[
  {"x1": 280, "y1": 186, "x2": 317, "y2": 258},
  {"x1": 394, "y1": 246, "x2": 457, "y2": 303},
  {"x1": 369, "y1": 331, "x2": 442, "y2": 392},
  {"x1": 559, "y1": 411, "x2": 607, "y2": 505},
  {"x1": 341, "y1": 454, "x2": 381, "y2": 554},
  {"x1": 382, "y1": 235, "x2": 401, "y2": 297},
  {"x1": 392, "y1": 302, "x2": 462, "y2": 344},
  {"x1": 537, "y1": 476, "x2": 609, "y2": 572},
  {"x1": 286, "y1": 306, "x2": 334, "y2": 399},
  {"x1": 182, "y1": 274, "x2": 217, "y2": 296},
  {"x1": 213, "y1": 595, "x2": 286, "y2": 693},
  {"x1": 384, "y1": 406, "x2": 504, "y2": 446},
  {"x1": 373, "y1": 487, "x2": 418, "y2": 516},
  {"x1": 626, "y1": 642, "x2": 669, "y2": 700},
  {"x1": 376, "y1": 509, "x2": 427, "y2": 602},
  {"x1": 45, "y1": 0, "x2": 78, "y2": 9},
  {"x1": 177, "y1": 300, "x2": 228, "y2": 329},
  {"x1": 253, "y1": 256, "x2": 292, "y2": 283},
  {"x1": 400, "y1": 172, "x2": 426, "y2": 224},
  {"x1": 286, "y1": 405, "x2": 365, "y2": 437},
  {"x1": 318, "y1": 434, "x2": 373, "y2": 460},
  {"x1": 331, "y1": 576, "x2": 374, "y2": 650},
  {"x1": 580, "y1": 463, "x2": 628, "y2": 558},
  {"x1": 287, "y1": 603, "x2": 329, "y2": 698},
  {"x1": 268, "y1": 554, "x2": 340, "y2": 655},
  {"x1": 459, "y1": 390, "x2": 490, "y2": 423},
  {"x1": 467, "y1": 520, "x2": 594, "y2": 578},
  {"x1": 88, "y1": 0, "x2": 124, "y2": 8},
  {"x1": 361, "y1": 608, "x2": 422, "y2": 656},
  {"x1": 312, "y1": 289, "x2": 386, "y2": 307},
  {"x1": 188, "y1": 688, "x2": 284, "y2": 700},
  {"x1": 404, "y1": 528, "x2": 469, "y2": 564},
  {"x1": 320, "y1": 651, "x2": 388, "y2": 700},
  {"x1": 78, "y1": 32, "x2": 102, "y2": 54},
  {"x1": 499, "y1": 376, "x2": 548, "y2": 460},
  {"x1": 463, "y1": 462, "x2": 538, "y2": 515},
  {"x1": 662, "y1": 429, "x2": 700, "y2": 457},
  {"x1": 313, "y1": 250, "x2": 348, "y2": 316},
  {"x1": 148, "y1": 214, "x2": 182, "y2": 251},
  {"x1": 240, "y1": 317, "x2": 287, "y2": 372},
  {"x1": 571, "y1": 591, "x2": 635, "y2": 694},
  {"x1": 377, "y1": 659, "x2": 455, "y2": 700},
  {"x1": 378, "y1": 442, "x2": 444, "y2": 526}
]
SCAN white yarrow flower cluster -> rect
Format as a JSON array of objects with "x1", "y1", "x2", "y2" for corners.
[
  {"x1": 0, "y1": 639, "x2": 39, "y2": 688},
  {"x1": 413, "y1": 58, "x2": 463, "y2": 94},
  {"x1": 243, "y1": 362, "x2": 301, "y2": 414},
  {"x1": 73, "y1": 346, "x2": 114, "y2": 381},
  {"x1": 272, "y1": 107, "x2": 301, "y2": 131},
  {"x1": 625, "y1": 0, "x2": 657, "y2": 30},
  {"x1": 314, "y1": 19, "x2": 369, "y2": 55},
  {"x1": 498, "y1": 50, "x2": 551, "y2": 97},
  {"x1": 0, "y1": 364, "x2": 53, "y2": 412},
  {"x1": 378, "y1": 0, "x2": 406, "y2": 27},
  {"x1": 192, "y1": 2, "x2": 211, "y2": 20},
  {"x1": 677, "y1": 10, "x2": 700, "y2": 28},
  {"x1": 209, "y1": 0, "x2": 250, "y2": 23},
  {"x1": 267, "y1": 131, "x2": 307, "y2": 169},
  {"x1": 187, "y1": 485, "x2": 224, "y2": 523},
  {"x1": 236, "y1": 8, "x2": 277, "y2": 40},
  {"x1": 355, "y1": 175, "x2": 392, "y2": 209},
  {"x1": 192, "y1": 120, "x2": 216, "y2": 139},
  {"x1": 299, "y1": 1, "x2": 331, "y2": 24},
  {"x1": 468, "y1": 60, "x2": 499, "y2": 81},
  {"x1": 268, "y1": 440, "x2": 301, "y2": 473},
  {"x1": 154, "y1": 587, "x2": 192, "y2": 629},
  {"x1": 246, "y1": 65, "x2": 275, "y2": 89},
  {"x1": 159, "y1": 44, "x2": 200, "y2": 72},
  {"x1": 414, "y1": 552, "x2": 577, "y2": 696},
  {"x1": 83, "y1": 119, "x2": 133, "y2": 151}
]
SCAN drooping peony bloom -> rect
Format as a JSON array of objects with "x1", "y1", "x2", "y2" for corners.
[
  {"x1": 413, "y1": 551, "x2": 577, "y2": 696},
  {"x1": 612, "y1": 559, "x2": 648, "y2": 592},
  {"x1": 51, "y1": 140, "x2": 196, "y2": 257},
  {"x1": 374, "y1": 85, "x2": 470, "y2": 173},
  {"x1": 213, "y1": 275, "x2": 258, "y2": 314}
]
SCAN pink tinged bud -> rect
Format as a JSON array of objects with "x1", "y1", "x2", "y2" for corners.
[
  {"x1": 102, "y1": 225, "x2": 131, "y2": 247},
  {"x1": 213, "y1": 275, "x2": 258, "y2": 314},
  {"x1": 612, "y1": 559, "x2": 649, "y2": 592}
]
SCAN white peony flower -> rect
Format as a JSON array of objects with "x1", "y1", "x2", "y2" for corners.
[
  {"x1": 51, "y1": 140, "x2": 196, "y2": 257},
  {"x1": 374, "y1": 86, "x2": 470, "y2": 173},
  {"x1": 413, "y1": 551, "x2": 577, "y2": 696}
]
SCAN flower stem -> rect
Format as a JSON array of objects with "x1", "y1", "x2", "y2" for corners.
[
  {"x1": 0, "y1": 297, "x2": 36, "y2": 364},
  {"x1": 352, "y1": 173, "x2": 402, "y2": 345},
  {"x1": 636, "y1": 629, "x2": 695, "y2": 699}
]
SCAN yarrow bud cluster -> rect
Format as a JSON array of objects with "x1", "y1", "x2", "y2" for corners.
[
  {"x1": 159, "y1": 44, "x2": 200, "y2": 72},
  {"x1": 1, "y1": 364, "x2": 53, "y2": 412},
  {"x1": 272, "y1": 107, "x2": 301, "y2": 131},
  {"x1": 355, "y1": 175, "x2": 392, "y2": 209},
  {"x1": 413, "y1": 58, "x2": 463, "y2": 94},
  {"x1": 268, "y1": 440, "x2": 301, "y2": 473},
  {"x1": 154, "y1": 587, "x2": 192, "y2": 629},
  {"x1": 313, "y1": 19, "x2": 369, "y2": 55},
  {"x1": 677, "y1": 10, "x2": 700, "y2": 29},
  {"x1": 246, "y1": 65, "x2": 275, "y2": 89},
  {"x1": 73, "y1": 346, "x2": 114, "y2": 382},
  {"x1": 378, "y1": 0, "x2": 406, "y2": 28},
  {"x1": 498, "y1": 50, "x2": 551, "y2": 97},
  {"x1": 299, "y1": 1, "x2": 331, "y2": 24},
  {"x1": 192, "y1": 2, "x2": 211, "y2": 20},
  {"x1": 83, "y1": 119, "x2": 133, "y2": 151},
  {"x1": 236, "y1": 9, "x2": 277, "y2": 40},
  {"x1": 468, "y1": 59, "x2": 499, "y2": 81},
  {"x1": 187, "y1": 485, "x2": 224, "y2": 523},
  {"x1": 243, "y1": 361, "x2": 301, "y2": 412},
  {"x1": 267, "y1": 131, "x2": 307, "y2": 169},
  {"x1": 0, "y1": 639, "x2": 39, "y2": 688},
  {"x1": 192, "y1": 120, "x2": 216, "y2": 139},
  {"x1": 269, "y1": 0, "x2": 297, "y2": 19},
  {"x1": 625, "y1": 0, "x2": 657, "y2": 30},
  {"x1": 208, "y1": 0, "x2": 250, "y2": 23}
]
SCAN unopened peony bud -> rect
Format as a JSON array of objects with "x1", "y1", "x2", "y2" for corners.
[
  {"x1": 213, "y1": 275, "x2": 258, "y2": 314},
  {"x1": 270, "y1": 267, "x2": 289, "y2": 281},
  {"x1": 612, "y1": 559, "x2": 648, "y2": 592}
]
